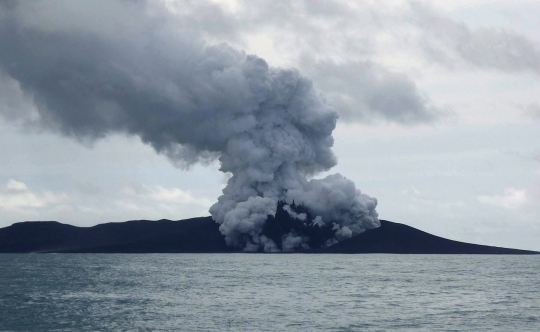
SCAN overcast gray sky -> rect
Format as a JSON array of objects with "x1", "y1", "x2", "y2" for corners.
[{"x1": 1, "y1": 0, "x2": 539, "y2": 250}]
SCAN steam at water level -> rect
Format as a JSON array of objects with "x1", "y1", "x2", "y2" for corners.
[{"x1": 0, "y1": 1, "x2": 379, "y2": 251}]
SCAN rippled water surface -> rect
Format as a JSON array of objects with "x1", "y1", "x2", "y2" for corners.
[{"x1": 1, "y1": 254, "x2": 539, "y2": 331}]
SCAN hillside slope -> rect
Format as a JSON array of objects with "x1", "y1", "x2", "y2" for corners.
[{"x1": 0, "y1": 218, "x2": 537, "y2": 254}]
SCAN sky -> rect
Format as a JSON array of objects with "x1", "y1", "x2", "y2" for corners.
[{"x1": 1, "y1": 0, "x2": 539, "y2": 251}]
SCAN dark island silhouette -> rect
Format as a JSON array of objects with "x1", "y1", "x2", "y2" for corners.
[{"x1": 1, "y1": 216, "x2": 537, "y2": 254}]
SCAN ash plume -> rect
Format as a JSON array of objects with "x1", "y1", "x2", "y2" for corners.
[{"x1": 0, "y1": 0, "x2": 379, "y2": 251}]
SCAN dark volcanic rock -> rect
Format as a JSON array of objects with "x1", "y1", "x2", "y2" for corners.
[
  {"x1": 317, "y1": 220, "x2": 538, "y2": 254},
  {"x1": 0, "y1": 217, "x2": 231, "y2": 253},
  {"x1": 0, "y1": 218, "x2": 537, "y2": 254},
  {"x1": 261, "y1": 201, "x2": 337, "y2": 250}
]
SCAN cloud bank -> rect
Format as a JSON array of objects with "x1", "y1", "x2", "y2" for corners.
[
  {"x1": 478, "y1": 188, "x2": 528, "y2": 209},
  {"x1": 411, "y1": 2, "x2": 540, "y2": 74}
]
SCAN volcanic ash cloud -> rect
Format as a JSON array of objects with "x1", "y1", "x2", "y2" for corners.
[{"x1": 0, "y1": 0, "x2": 379, "y2": 252}]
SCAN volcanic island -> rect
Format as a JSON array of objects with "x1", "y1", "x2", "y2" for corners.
[{"x1": 1, "y1": 202, "x2": 537, "y2": 254}]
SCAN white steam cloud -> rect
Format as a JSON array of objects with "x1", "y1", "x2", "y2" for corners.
[{"x1": 0, "y1": 0, "x2": 379, "y2": 251}]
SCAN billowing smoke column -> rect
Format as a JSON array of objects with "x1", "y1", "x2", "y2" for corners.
[{"x1": 0, "y1": 1, "x2": 379, "y2": 251}]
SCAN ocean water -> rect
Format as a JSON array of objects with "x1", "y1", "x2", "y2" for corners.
[{"x1": 1, "y1": 254, "x2": 539, "y2": 331}]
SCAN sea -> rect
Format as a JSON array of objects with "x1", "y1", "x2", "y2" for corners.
[{"x1": 1, "y1": 254, "x2": 539, "y2": 331}]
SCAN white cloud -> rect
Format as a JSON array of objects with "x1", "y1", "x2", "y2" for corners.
[
  {"x1": 148, "y1": 186, "x2": 201, "y2": 204},
  {"x1": 122, "y1": 182, "x2": 213, "y2": 206},
  {"x1": 402, "y1": 186, "x2": 422, "y2": 197},
  {"x1": 111, "y1": 183, "x2": 214, "y2": 221},
  {"x1": 0, "y1": 179, "x2": 67, "y2": 212},
  {"x1": 4, "y1": 179, "x2": 28, "y2": 192},
  {"x1": 478, "y1": 188, "x2": 528, "y2": 209}
]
